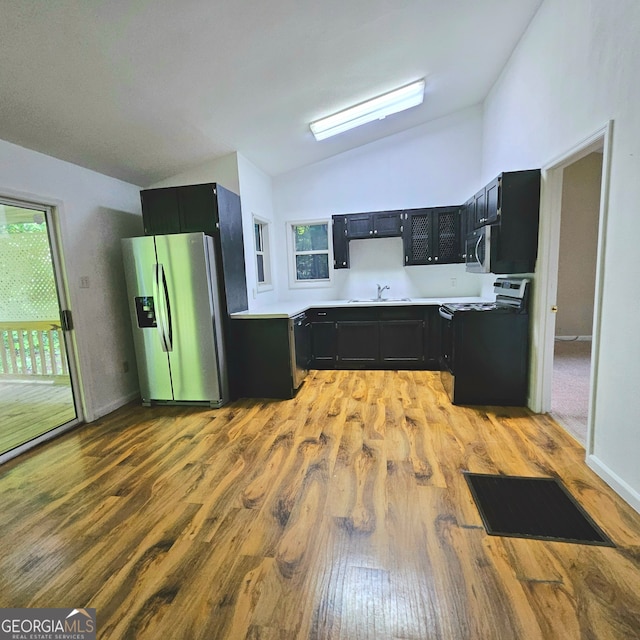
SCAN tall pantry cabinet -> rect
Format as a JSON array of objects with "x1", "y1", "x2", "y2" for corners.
[{"x1": 139, "y1": 182, "x2": 249, "y2": 397}]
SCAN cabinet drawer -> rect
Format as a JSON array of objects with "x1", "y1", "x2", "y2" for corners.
[{"x1": 377, "y1": 306, "x2": 422, "y2": 321}]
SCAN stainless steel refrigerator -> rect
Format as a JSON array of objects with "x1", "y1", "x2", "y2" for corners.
[{"x1": 122, "y1": 232, "x2": 228, "y2": 407}]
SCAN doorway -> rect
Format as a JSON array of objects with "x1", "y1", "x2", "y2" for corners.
[
  {"x1": 550, "y1": 152, "x2": 603, "y2": 444},
  {"x1": 534, "y1": 122, "x2": 612, "y2": 455},
  {"x1": 0, "y1": 198, "x2": 80, "y2": 457}
]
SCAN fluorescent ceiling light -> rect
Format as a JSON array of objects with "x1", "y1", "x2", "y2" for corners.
[{"x1": 310, "y1": 79, "x2": 425, "y2": 141}]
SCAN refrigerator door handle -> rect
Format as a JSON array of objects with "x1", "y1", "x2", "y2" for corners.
[
  {"x1": 154, "y1": 263, "x2": 173, "y2": 352},
  {"x1": 160, "y1": 264, "x2": 173, "y2": 351}
]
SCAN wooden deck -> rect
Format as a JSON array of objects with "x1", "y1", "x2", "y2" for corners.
[
  {"x1": 0, "y1": 378, "x2": 76, "y2": 454},
  {"x1": 0, "y1": 370, "x2": 639, "y2": 639}
]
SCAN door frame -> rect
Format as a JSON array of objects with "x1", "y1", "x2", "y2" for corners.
[
  {"x1": 530, "y1": 121, "x2": 613, "y2": 456},
  {"x1": 0, "y1": 192, "x2": 84, "y2": 463}
]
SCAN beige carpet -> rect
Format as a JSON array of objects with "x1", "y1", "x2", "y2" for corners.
[{"x1": 551, "y1": 339, "x2": 591, "y2": 445}]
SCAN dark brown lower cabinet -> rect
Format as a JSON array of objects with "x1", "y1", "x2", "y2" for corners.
[
  {"x1": 336, "y1": 321, "x2": 379, "y2": 366},
  {"x1": 232, "y1": 316, "x2": 310, "y2": 399},
  {"x1": 310, "y1": 320, "x2": 336, "y2": 369},
  {"x1": 235, "y1": 306, "x2": 443, "y2": 398},
  {"x1": 380, "y1": 320, "x2": 424, "y2": 365},
  {"x1": 309, "y1": 306, "x2": 440, "y2": 371}
]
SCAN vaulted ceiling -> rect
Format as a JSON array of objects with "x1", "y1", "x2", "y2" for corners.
[{"x1": 0, "y1": 0, "x2": 542, "y2": 186}]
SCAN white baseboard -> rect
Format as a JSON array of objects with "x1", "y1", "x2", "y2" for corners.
[
  {"x1": 555, "y1": 335, "x2": 592, "y2": 341},
  {"x1": 587, "y1": 454, "x2": 640, "y2": 515},
  {"x1": 89, "y1": 391, "x2": 140, "y2": 422}
]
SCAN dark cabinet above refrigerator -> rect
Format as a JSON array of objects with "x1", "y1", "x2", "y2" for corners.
[
  {"x1": 141, "y1": 183, "x2": 221, "y2": 235},
  {"x1": 140, "y1": 182, "x2": 248, "y2": 315}
]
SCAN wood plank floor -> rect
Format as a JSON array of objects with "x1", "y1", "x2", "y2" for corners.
[
  {"x1": 0, "y1": 378, "x2": 77, "y2": 455},
  {"x1": 0, "y1": 370, "x2": 639, "y2": 639}
]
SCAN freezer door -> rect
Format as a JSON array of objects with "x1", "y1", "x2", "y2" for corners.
[
  {"x1": 122, "y1": 236, "x2": 173, "y2": 402},
  {"x1": 155, "y1": 233, "x2": 222, "y2": 403}
]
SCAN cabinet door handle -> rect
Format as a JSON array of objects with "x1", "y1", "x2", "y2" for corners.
[{"x1": 317, "y1": 312, "x2": 327, "y2": 316}]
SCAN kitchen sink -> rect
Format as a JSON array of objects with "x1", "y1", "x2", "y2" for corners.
[{"x1": 347, "y1": 297, "x2": 412, "y2": 303}]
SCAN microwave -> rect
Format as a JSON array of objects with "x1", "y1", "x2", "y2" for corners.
[{"x1": 465, "y1": 226, "x2": 491, "y2": 273}]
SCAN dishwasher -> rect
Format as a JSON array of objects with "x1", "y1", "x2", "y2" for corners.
[{"x1": 289, "y1": 312, "x2": 311, "y2": 389}]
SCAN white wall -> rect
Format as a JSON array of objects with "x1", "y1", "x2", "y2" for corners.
[
  {"x1": 272, "y1": 106, "x2": 495, "y2": 303},
  {"x1": 237, "y1": 154, "x2": 278, "y2": 308},
  {"x1": 150, "y1": 152, "x2": 240, "y2": 194},
  {"x1": 149, "y1": 151, "x2": 277, "y2": 309},
  {"x1": 483, "y1": 0, "x2": 640, "y2": 509},
  {"x1": 0, "y1": 138, "x2": 143, "y2": 421}
]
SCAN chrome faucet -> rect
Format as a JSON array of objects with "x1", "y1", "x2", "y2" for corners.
[{"x1": 376, "y1": 284, "x2": 390, "y2": 300}]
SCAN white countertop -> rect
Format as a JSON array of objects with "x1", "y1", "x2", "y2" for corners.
[{"x1": 230, "y1": 296, "x2": 493, "y2": 319}]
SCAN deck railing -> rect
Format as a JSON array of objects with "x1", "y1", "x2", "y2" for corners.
[{"x1": 0, "y1": 321, "x2": 69, "y2": 379}]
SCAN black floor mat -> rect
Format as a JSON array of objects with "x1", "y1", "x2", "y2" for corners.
[{"x1": 464, "y1": 473, "x2": 614, "y2": 546}]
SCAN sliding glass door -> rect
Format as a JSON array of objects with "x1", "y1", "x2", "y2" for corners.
[{"x1": 0, "y1": 200, "x2": 78, "y2": 456}]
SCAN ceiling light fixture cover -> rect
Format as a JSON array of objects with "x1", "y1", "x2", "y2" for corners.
[{"x1": 310, "y1": 79, "x2": 425, "y2": 141}]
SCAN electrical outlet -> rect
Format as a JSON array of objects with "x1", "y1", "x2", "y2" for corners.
[
  {"x1": 80, "y1": 276, "x2": 90, "y2": 288},
  {"x1": 450, "y1": 278, "x2": 457, "y2": 288}
]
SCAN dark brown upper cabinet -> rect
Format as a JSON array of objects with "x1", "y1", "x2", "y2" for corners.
[
  {"x1": 344, "y1": 210, "x2": 402, "y2": 239},
  {"x1": 332, "y1": 214, "x2": 350, "y2": 269},
  {"x1": 140, "y1": 182, "x2": 248, "y2": 314},
  {"x1": 402, "y1": 207, "x2": 461, "y2": 266}
]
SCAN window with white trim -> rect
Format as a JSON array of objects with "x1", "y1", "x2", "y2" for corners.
[
  {"x1": 288, "y1": 221, "x2": 331, "y2": 286},
  {"x1": 253, "y1": 217, "x2": 272, "y2": 290}
]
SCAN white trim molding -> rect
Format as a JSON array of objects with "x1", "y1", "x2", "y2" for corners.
[
  {"x1": 587, "y1": 454, "x2": 640, "y2": 515},
  {"x1": 532, "y1": 121, "x2": 613, "y2": 462}
]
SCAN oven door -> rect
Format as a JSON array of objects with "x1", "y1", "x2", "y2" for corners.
[{"x1": 465, "y1": 226, "x2": 491, "y2": 273}]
